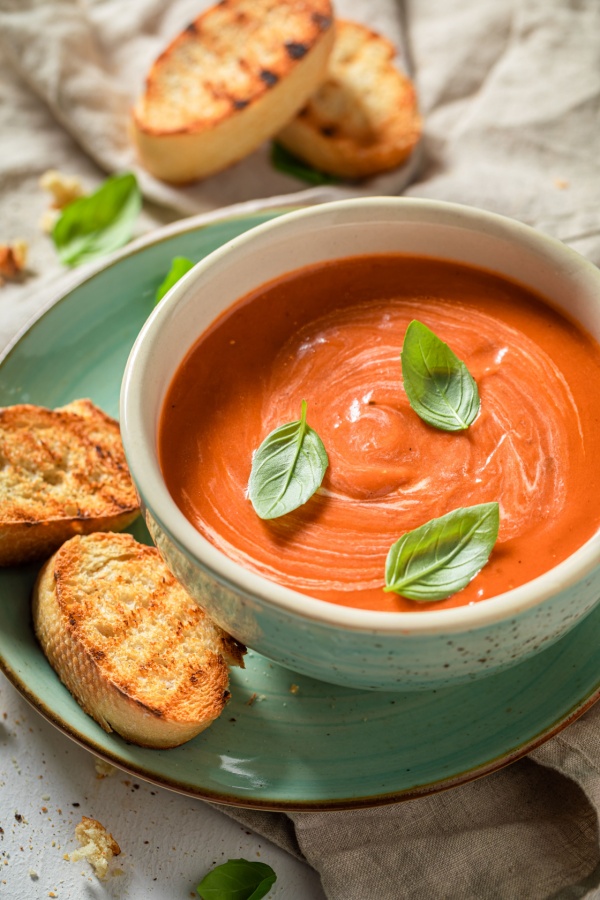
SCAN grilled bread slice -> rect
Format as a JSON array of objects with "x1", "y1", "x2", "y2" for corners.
[
  {"x1": 0, "y1": 399, "x2": 139, "y2": 566},
  {"x1": 131, "y1": 0, "x2": 335, "y2": 183},
  {"x1": 33, "y1": 532, "x2": 246, "y2": 749},
  {"x1": 276, "y1": 19, "x2": 422, "y2": 179}
]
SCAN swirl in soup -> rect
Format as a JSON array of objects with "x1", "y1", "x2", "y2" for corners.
[{"x1": 159, "y1": 255, "x2": 600, "y2": 611}]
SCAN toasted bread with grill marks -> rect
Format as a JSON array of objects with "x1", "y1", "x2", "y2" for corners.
[
  {"x1": 276, "y1": 19, "x2": 421, "y2": 179},
  {"x1": 33, "y1": 532, "x2": 246, "y2": 748},
  {"x1": 131, "y1": 0, "x2": 335, "y2": 183},
  {"x1": 0, "y1": 399, "x2": 139, "y2": 566}
]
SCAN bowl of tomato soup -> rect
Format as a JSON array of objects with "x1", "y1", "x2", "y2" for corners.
[{"x1": 121, "y1": 198, "x2": 600, "y2": 690}]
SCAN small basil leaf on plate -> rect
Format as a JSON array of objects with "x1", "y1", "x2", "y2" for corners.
[
  {"x1": 270, "y1": 142, "x2": 340, "y2": 185},
  {"x1": 384, "y1": 502, "x2": 500, "y2": 601},
  {"x1": 51, "y1": 172, "x2": 142, "y2": 267},
  {"x1": 401, "y1": 319, "x2": 480, "y2": 431},
  {"x1": 196, "y1": 858, "x2": 277, "y2": 900},
  {"x1": 249, "y1": 400, "x2": 328, "y2": 520},
  {"x1": 155, "y1": 256, "x2": 195, "y2": 304}
]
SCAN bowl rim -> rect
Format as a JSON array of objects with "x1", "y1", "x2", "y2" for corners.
[{"x1": 120, "y1": 196, "x2": 600, "y2": 636}]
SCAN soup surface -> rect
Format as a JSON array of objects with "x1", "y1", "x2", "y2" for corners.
[{"x1": 159, "y1": 255, "x2": 600, "y2": 611}]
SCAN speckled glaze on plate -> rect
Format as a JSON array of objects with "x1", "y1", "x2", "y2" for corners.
[{"x1": 0, "y1": 210, "x2": 600, "y2": 811}]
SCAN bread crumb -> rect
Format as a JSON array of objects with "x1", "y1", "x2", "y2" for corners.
[
  {"x1": 0, "y1": 241, "x2": 27, "y2": 281},
  {"x1": 553, "y1": 178, "x2": 569, "y2": 189},
  {"x1": 28, "y1": 869, "x2": 38, "y2": 880},
  {"x1": 94, "y1": 758, "x2": 116, "y2": 779},
  {"x1": 39, "y1": 209, "x2": 59, "y2": 235},
  {"x1": 67, "y1": 816, "x2": 121, "y2": 880},
  {"x1": 289, "y1": 683, "x2": 299, "y2": 693},
  {"x1": 246, "y1": 692, "x2": 267, "y2": 705},
  {"x1": 40, "y1": 170, "x2": 85, "y2": 210}
]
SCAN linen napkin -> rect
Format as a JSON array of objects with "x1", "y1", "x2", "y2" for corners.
[{"x1": 2, "y1": 0, "x2": 600, "y2": 898}]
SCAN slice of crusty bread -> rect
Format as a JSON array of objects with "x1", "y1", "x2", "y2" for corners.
[
  {"x1": 131, "y1": 0, "x2": 335, "y2": 183},
  {"x1": 0, "y1": 399, "x2": 140, "y2": 567},
  {"x1": 276, "y1": 19, "x2": 422, "y2": 179},
  {"x1": 33, "y1": 532, "x2": 246, "y2": 749}
]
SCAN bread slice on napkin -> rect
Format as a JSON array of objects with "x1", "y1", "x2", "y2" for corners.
[
  {"x1": 276, "y1": 19, "x2": 422, "y2": 179},
  {"x1": 0, "y1": 399, "x2": 139, "y2": 566},
  {"x1": 33, "y1": 532, "x2": 246, "y2": 749},
  {"x1": 131, "y1": 0, "x2": 335, "y2": 183}
]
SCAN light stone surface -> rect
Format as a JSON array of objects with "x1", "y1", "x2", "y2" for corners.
[{"x1": 0, "y1": 676, "x2": 326, "y2": 899}]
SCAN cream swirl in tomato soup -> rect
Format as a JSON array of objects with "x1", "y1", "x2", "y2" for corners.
[{"x1": 159, "y1": 255, "x2": 600, "y2": 611}]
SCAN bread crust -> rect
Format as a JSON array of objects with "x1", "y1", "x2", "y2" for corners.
[
  {"x1": 33, "y1": 532, "x2": 246, "y2": 749},
  {"x1": 0, "y1": 399, "x2": 139, "y2": 566},
  {"x1": 276, "y1": 19, "x2": 422, "y2": 178},
  {"x1": 131, "y1": 0, "x2": 334, "y2": 183}
]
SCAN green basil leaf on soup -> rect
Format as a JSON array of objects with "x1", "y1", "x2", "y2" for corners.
[
  {"x1": 51, "y1": 172, "x2": 142, "y2": 267},
  {"x1": 401, "y1": 319, "x2": 480, "y2": 431},
  {"x1": 384, "y1": 502, "x2": 500, "y2": 601},
  {"x1": 196, "y1": 858, "x2": 277, "y2": 900},
  {"x1": 249, "y1": 400, "x2": 328, "y2": 520},
  {"x1": 155, "y1": 256, "x2": 195, "y2": 304},
  {"x1": 270, "y1": 142, "x2": 340, "y2": 185}
]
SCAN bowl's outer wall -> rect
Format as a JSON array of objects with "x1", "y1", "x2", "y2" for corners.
[
  {"x1": 122, "y1": 199, "x2": 600, "y2": 690},
  {"x1": 145, "y1": 505, "x2": 600, "y2": 690}
]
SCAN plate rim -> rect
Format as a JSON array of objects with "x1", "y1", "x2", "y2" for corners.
[
  {"x1": 1, "y1": 209, "x2": 600, "y2": 812},
  {"x1": 3, "y1": 642, "x2": 600, "y2": 812},
  {"x1": 0, "y1": 201, "x2": 299, "y2": 371}
]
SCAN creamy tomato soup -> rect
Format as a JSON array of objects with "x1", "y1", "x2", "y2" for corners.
[{"x1": 159, "y1": 255, "x2": 600, "y2": 612}]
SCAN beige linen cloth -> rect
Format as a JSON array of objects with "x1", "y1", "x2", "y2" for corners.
[{"x1": 1, "y1": 0, "x2": 600, "y2": 897}]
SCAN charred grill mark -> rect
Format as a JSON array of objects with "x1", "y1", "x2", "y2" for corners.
[
  {"x1": 312, "y1": 12, "x2": 332, "y2": 30},
  {"x1": 285, "y1": 41, "x2": 308, "y2": 60},
  {"x1": 100, "y1": 490, "x2": 134, "y2": 512},
  {"x1": 260, "y1": 69, "x2": 279, "y2": 87}
]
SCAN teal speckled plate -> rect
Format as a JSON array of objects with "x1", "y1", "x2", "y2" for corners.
[{"x1": 1, "y1": 210, "x2": 600, "y2": 811}]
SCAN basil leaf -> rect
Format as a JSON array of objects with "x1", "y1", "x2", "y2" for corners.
[
  {"x1": 384, "y1": 502, "x2": 500, "y2": 601},
  {"x1": 249, "y1": 400, "x2": 328, "y2": 519},
  {"x1": 51, "y1": 172, "x2": 141, "y2": 267},
  {"x1": 155, "y1": 256, "x2": 195, "y2": 304},
  {"x1": 196, "y1": 859, "x2": 276, "y2": 900},
  {"x1": 401, "y1": 319, "x2": 480, "y2": 431},
  {"x1": 271, "y1": 142, "x2": 340, "y2": 185}
]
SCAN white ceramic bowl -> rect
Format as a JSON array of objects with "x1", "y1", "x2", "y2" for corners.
[{"x1": 120, "y1": 198, "x2": 600, "y2": 690}]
